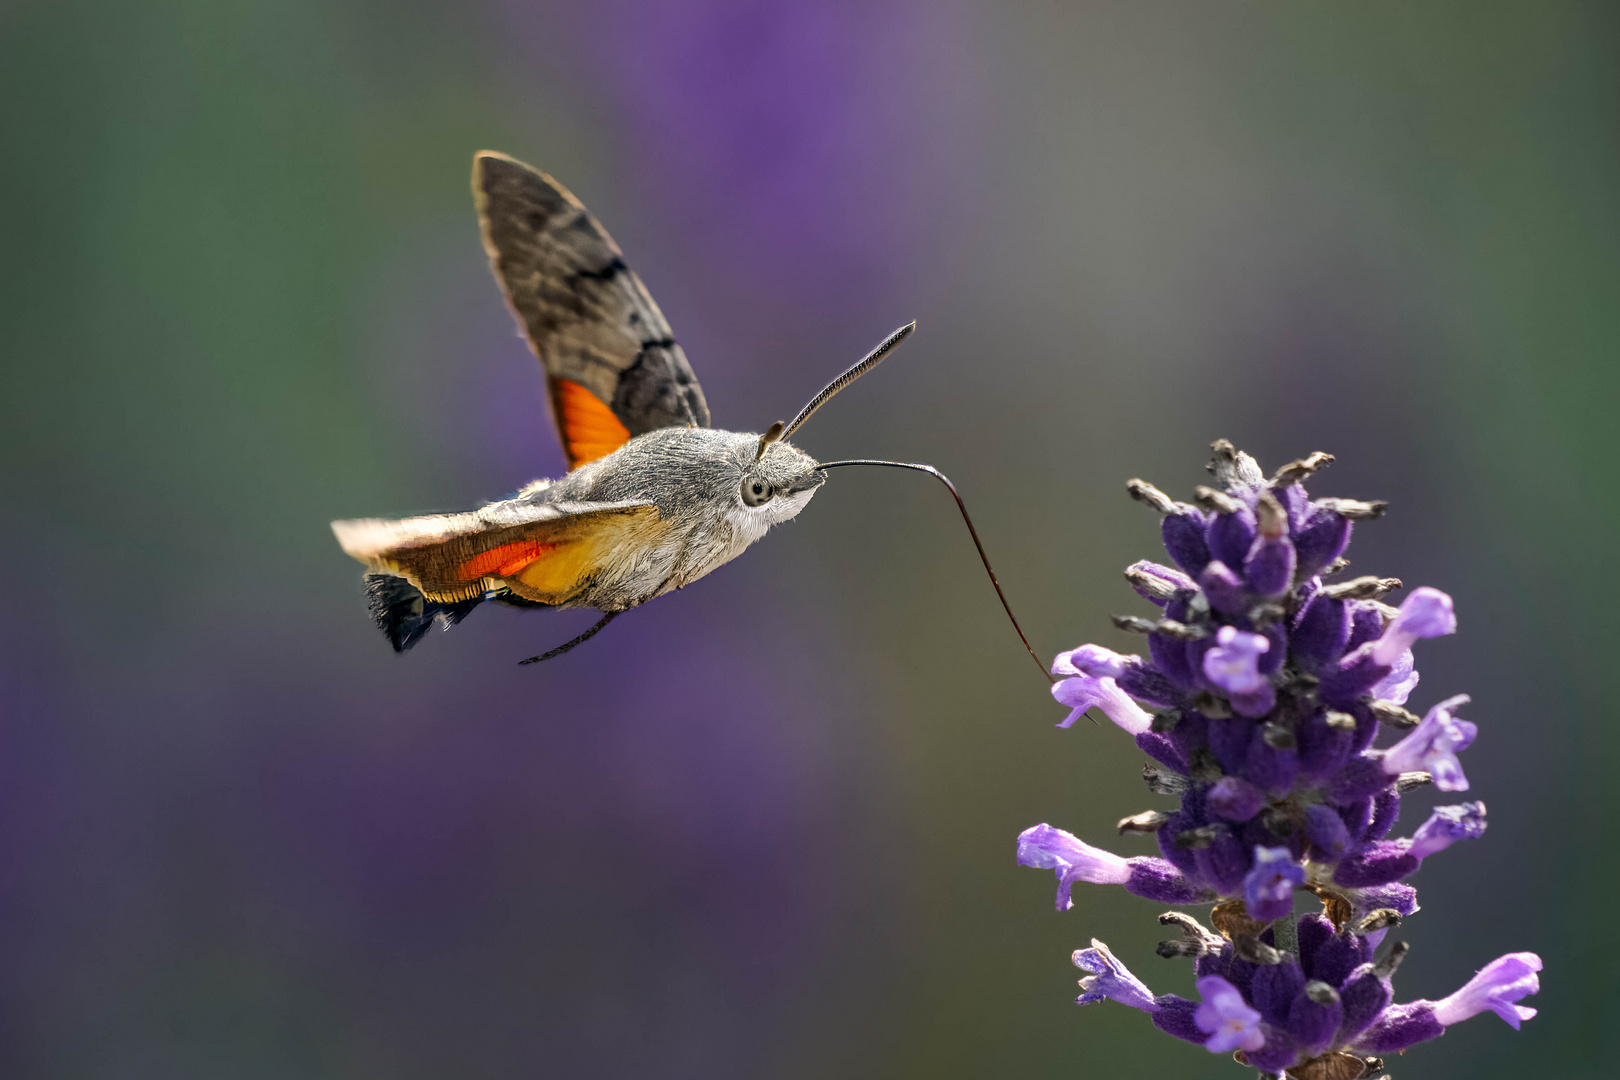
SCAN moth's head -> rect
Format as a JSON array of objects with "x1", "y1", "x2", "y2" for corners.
[
  {"x1": 736, "y1": 436, "x2": 824, "y2": 523},
  {"x1": 724, "y1": 321, "x2": 914, "y2": 527}
]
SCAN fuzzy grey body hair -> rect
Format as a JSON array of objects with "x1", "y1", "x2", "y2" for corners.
[{"x1": 514, "y1": 427, "x2": 824, "y2": 611}]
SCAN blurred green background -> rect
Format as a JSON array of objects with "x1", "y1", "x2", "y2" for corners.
[{"x1": 1, "y1": 1, "x2": 1614, "y2": 1076}]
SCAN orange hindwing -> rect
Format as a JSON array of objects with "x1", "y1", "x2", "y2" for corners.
[{"x1": 553, "y1": 377, "x2": 632, "y2": 469}]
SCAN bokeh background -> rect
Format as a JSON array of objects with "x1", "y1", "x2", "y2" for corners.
[{"x1": 2, "y1": 1, "x2": 1615, "y2": 1076}]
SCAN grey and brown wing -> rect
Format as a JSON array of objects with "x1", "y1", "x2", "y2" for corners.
[
  {"x1": 333, "y1": 496, "x2": 667, "y2": 606},
  {"x1": 472, "y1": 151, "x2": 710, "y2": 469}
]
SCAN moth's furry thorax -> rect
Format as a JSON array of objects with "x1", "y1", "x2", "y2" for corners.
[{"x1": 534, "y1": 426, "x2": 825, "y2": 603}]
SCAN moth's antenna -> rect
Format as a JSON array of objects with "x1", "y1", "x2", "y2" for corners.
[
  {"x1": 817, "y1": 459, "x2": 1054, "y2": 684},
  {"x1": 757, "y1": 322, "x2": 915, "y2": 459}
]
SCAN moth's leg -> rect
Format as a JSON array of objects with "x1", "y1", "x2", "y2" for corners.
[
  {"x1": 514, "y1": 570, "x2": 682, "y2": 666},
  {"x1": 516, "y1": 610, "x2": 622, "y2": 666}
]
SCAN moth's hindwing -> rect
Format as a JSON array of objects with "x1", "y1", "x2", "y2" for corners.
[
  {"x1": 472, "y1": 151, "x2": 710, "y2": 470},
  {"x1": 332, "y1": 498, "x2": 664, "y2": 606}
]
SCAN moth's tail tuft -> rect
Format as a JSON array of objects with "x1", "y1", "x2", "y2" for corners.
[{"x1": 363, "y1": 574, "x2": 483, "y2": 653}]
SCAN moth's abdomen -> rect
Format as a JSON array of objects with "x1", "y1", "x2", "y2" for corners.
[{"x1": 364, "y1": 574, "x2": 484, "y2": 652}]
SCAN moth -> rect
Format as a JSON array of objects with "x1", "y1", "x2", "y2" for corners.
[{"x1": 333, "y1": 152, "x2": 1043, "y2": 670}]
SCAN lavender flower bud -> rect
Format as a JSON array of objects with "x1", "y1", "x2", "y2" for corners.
[
  {"x1": 1207, "y1": 502, "x2": 1257, "y2": 570},
  {"x1": 1353, "y1": 1001, "x2": 1445, "y2": 1054},
  {"x1": 1288, "y1": 981, "x2": 1344, "y2": 1056},
  {"x1": 1310, "y1": 930, "x2": 1372, "y2": 990},
  {"x1": 1250, "y1": 960, "x2": 1305, "y2": 1028},
  {"x1": 1124, "y1": 559, "x2": 1196, "y2": 605},
  {"x1": 1162, "y1": 509, "x2": 1211, "y2": 577},
  {"x1": 1293, "y1": 506, "x2": 1353, "y2": 580},
  {"x1": 1291, "y1": 594, "x2": 1350, "y2": 673},
  {"x1": 1125, "y1": 859, "x2": 1211, "y2": 904},
  {"x1": 1347, "y1": 883, "x2": 1419, "y2": 920},
  {"x1": 1243, "y1": 492, "x2": 1296, "y2": 597},
  {"x1": 1303, "y1": 803, "x2": 1352, "y2": 858},
  {"x1": 1207, "y1": 776, "x2": 1266, "y2": 822},
  {"x1": 1336, "y1": 963, "x2": 1393, "y2": 1041},
  {"x1": 1149, "y1": 997, "x2": 1210, "y2": 1044},
  {"x1": 1331, "y1": 842, "x2": 1418, "y2": 889},
  {"x1": 1198, "y1": 560, "x2": 1249, "y2": 615}
]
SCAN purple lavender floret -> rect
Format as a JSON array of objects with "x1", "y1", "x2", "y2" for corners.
[
  {"x1": 1381, "y1": 695, "x2": 1477, "y2": 791},
  {"x1": 1016, "y1": 442, "x2": 1541, "y2": 1077},
  {"x1": 1195, "y1": 976, "x2": 1267, "y2": 1053},
  {"x1": 1204, "y1": 627, "x2": 1276, "y2": 718},
  {"x1": 1243, "y1": 846, "x2": 1305, "y2": 922}
]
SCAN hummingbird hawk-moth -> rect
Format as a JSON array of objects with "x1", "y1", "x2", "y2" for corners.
[{"x1": 333, "y1": 152, "x2": 1044, "y2": 671}]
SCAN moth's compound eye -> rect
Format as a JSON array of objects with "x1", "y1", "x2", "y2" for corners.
[{"x1": 741, "y1": 476, "x2": 774, "y2": 507}]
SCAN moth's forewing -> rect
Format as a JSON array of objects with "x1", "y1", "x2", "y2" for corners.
[
  {"x1": 472, "y1": 152, "x2": 710, "y2": 469},
  {"x1": 333, "y1": 498, "x2": 662, "y2": 605}
]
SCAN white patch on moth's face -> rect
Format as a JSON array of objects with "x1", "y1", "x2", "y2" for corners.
[
  {"x1": 673, "y1": 484, "x2": 820, "y2": 591},
  {"x1": 724, "y1": 486, "x2": 818, "y2": 546},
  {"x1": 765, "y1": 486, "x2": 818, "y2": 525}
]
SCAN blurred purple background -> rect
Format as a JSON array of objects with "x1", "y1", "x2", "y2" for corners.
[{"x1": 1, "y1": 1, "x2": 1615, "y2": 1076}]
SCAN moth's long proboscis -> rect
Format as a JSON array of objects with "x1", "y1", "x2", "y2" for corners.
[
  {"x1": 817, "y1": 459, "x2": 1054, "y2": 684},
  {"x1": 777, "y1": 322, "x2": 915, "y2": 445}
]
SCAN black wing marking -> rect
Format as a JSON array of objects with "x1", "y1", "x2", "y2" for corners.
[{"x1": 472, "y1": 152, "x2": 710, "y2": 455}]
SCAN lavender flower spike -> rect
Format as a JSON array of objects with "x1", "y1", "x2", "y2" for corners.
[
  {"x1": 1382, "y1": 693, "x2": 1478, "y2": 791},
  {"x1": 1051, "y1": 670, "x2": 1152, "y2": 734},
  {"x1": 1242, "y1": 846, "x2": 1304, "y2": 922},
  {"x1": 1194, "y1": 976, "x2": 1266, "y2": 1054},
  {"x1": 1016, "y1": 442, "x2": 1542, "y2": 1075},
  {"x1": 1433, "y1": 952, "x2": 1544, "y2": 1030},
  {"x1": 1371, "y1": 586, "x2": 1457, "y2": 665},
  {"x1": 1017, "y1": 824, "x2": 1129, "y2": 910},
  {"x1": 1073, "y1": 939, "x2": 1157, "y2": 1010}
]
